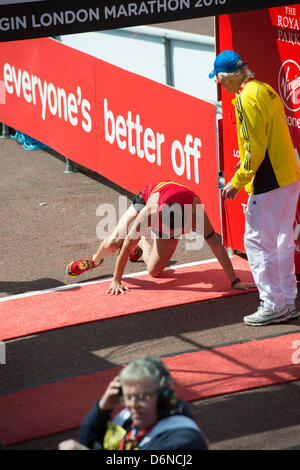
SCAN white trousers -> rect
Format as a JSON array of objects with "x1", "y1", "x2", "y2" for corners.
[{"x1": 244, "y1": 179, "x2": 300, "y2": 310}]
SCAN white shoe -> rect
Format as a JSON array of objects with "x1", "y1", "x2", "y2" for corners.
[
  {"x1": 287, "y1": 304, "x2": 299, "y2": 319},
  {"x1": 244, "y1": 305, "x2": 289, "y2": 326}
]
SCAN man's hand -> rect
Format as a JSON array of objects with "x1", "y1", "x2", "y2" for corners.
[
  {"x1": 58, "y1": 439, "x2": 88, "y2": 450},
  {"x1": 106, "y1": 280, "x2": 129, "y2": 295},
  {"x1": 99, "y1": 375, "x2": 122, "y2": 410},
  {"x1": 222, "y1": 182, "x2": 239, "y2": 200}
]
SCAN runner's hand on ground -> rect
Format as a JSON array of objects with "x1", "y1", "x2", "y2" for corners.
[
  {"x1": 106, "y1": 280, "x2": 129, "y2": 295},
  {"x1": 233, "y1": 281, "x2": 256, "y2": 291}
]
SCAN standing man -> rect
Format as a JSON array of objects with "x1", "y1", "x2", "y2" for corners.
[{"x1": 209, "y1": 50, "x2": 300, "y2": 326}]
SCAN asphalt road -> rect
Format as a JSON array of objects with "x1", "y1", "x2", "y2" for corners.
[{"x1": 1, "y1": 137, "x2": 300, "y2": 451}]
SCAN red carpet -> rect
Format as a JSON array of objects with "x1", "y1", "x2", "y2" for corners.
[
  {"x1": 1, "y1": 332, "x2": 299, "y2": 446},
  {"x1": 0, "y1": 256, "x2": 255, "y2": 340}
]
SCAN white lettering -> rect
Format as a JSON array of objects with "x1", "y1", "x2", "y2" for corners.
[
  {"x1": 116, "y1": 115, "x2": 127, "y2": 150},
  {"x1": 285, "y1": 114, "x2": 300, "y2": 128},
  {"x1": 32, "y1": 8, "x2": 100, "y2": 28},
  {"x1": 106, "y1": 454, "x2": 141, "y2": 467},
  {"x1": 53, "y1": 12, "x2": 64, "y2": 25},
  {"x1": 31, "y1": 75, "x2": 38, "y2": 105},
  {"x1": 3, "y1": 63, "x2": 14, "y2": 94},
  {"x1": 12, "y1": 66, "x2": 22, "y2": 97},
  {"x1": 135, "y1": 114, "x2": 144, "y2": 158},
  {"x1": 156, "y1": 132, "x2": 164, "y2": 166},
  {"x1": 105, "y1": 0, "x2": 190, "y2": 19},
  {"x1": 241, "y1": 203, "x2": 247, "y2": 214},
  {"x1": 277, "y1": 16, "x2": 300, "y2": 30},
  {"x1": 171, "y1": 135, "x2": 201, "y2": 182},
  {"x1": 68, "y1": 93, "x2": 78, "y2": 126},
  {"x1": 48, "y1": 82, "x2": 57, "y2": 115},
  {"x1": 81, "y1": 99, "x2": 92, "y2": 132},
  {"x1": 144, "y1": 127, "x2": 155, "y2": 163},
  {"x1": 0, "y1": 16, "x2": 26, "y2": 31},
  {"x1": 57, "y1": 87, "x2": 68, "y2": 121},
  {"x1": 103, "y1": 98, "x2": 165, "y2": 167},
  {"x1": 22, "y1": 71, "x2": 32, "y2": 103},
  {"x1": 171, "y1": 140, "x2": 185, "y2": 176},
  {"x1": 38, "y1": 79, "x2": 48, "y2": 120},
  {"x1": 3, "y1": 62, "x2": 92, "y2": 131},
  {"x1": 183, "y1": 134, "x2": 201, "y2": 183},
  {"x1": 40, "y1": 13, "x2": 53, "y2": 27},
  {"x1": 65, "y1": 11, "x2": 76, "y2": 24},
  {"x1": 126, "y1": 111, "x2": 136, "y2": 155},
  {"x1": 104, "y1": 98, "x2": 115, "y2": 144},
  {"x1": 77, "y1": 9, "x2": 88, "y2": 23}
]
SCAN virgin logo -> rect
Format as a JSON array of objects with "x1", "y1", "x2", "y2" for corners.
[{"x1": 278, "y1": 60, "x2": 300, "y2": 112}]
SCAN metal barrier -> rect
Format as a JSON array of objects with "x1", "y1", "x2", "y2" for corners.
[{"x1": 0, "y1": 122, "x2": 9, "y2": 139}]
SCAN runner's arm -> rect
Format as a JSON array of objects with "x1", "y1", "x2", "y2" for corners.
[{"x1": 107, "y1": 204, "x2": 153, "y2": 294}]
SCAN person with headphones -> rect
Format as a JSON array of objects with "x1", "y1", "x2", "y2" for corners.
[{"x1": 62, "y1": 357, "x2": 208, "y2": 450}]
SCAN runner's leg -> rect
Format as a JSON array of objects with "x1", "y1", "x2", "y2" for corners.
[
  {"x1": 93, "y1": 204, "x2": 139, "y2": 264},
  {"x1": 139, "y1": 236, "x2": 179, "y2": 277}
]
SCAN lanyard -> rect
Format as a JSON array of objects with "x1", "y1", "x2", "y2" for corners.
[{"x1": 119, "y1": 425, "x2": 153, "y2": 450}]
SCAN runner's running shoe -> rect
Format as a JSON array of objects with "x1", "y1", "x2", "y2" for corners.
[
  {"x1": 129, "y1": 245, "x2": 143, "y2": 262},
  {"x1": 66, "y1": 255, "x2": 103, "y2": 277}
]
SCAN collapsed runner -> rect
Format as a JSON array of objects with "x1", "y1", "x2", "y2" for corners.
[{"x1": 66, "y1": 180, "x2": 255, "y2": 295}]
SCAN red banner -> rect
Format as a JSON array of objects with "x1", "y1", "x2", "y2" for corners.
[
  {"x1": 0, "y1": 38, "x2": 98, "y2": 170},
  {"x1": 217, "y1": 4, "x2": 300, "y2": 271},
  {"x1": 0, "y1": 37, "x2": 221, "y2": 231},
  {"x1": 0, "y1": 1, "x2": 297, "y2": 43}
]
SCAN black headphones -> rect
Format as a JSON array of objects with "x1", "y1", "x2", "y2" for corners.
[
  {"x1": 147, "y1": 358, "x2": 177, "y2": 418},
  {"x1": 157, "y1": 386, "x2": 177, "y2": 418}
]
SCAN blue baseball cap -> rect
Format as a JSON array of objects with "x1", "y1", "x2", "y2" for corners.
[{"x1": 209, "y1": 50, "x2": 248, "y2": 78}]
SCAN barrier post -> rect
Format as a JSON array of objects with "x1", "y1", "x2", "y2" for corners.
[
  {"x1": 162, "y1": 34, "x2": 174, "y2": 87},
  {"x1": 0, "y1": 122, "x2": 10, "y2": 139},
  {"x1": 0, "y1": 340, "x2": 6, "y2": 365},
  {"x1": 64, "y1": 158, "x2": 78, "y2": 174}
]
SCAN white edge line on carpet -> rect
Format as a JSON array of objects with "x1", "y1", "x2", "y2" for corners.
[{"x1": 0, "y1": 257, "x2": 221, "y2": 303}]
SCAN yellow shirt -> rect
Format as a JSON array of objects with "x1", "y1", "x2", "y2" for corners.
[{"x1": 231, "y1": 78, "x2": 300, "y2": 195}]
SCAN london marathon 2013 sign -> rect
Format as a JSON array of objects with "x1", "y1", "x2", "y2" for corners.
[{"x1": 0, "y1": 0, "x2": 297, "y2": 42}]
